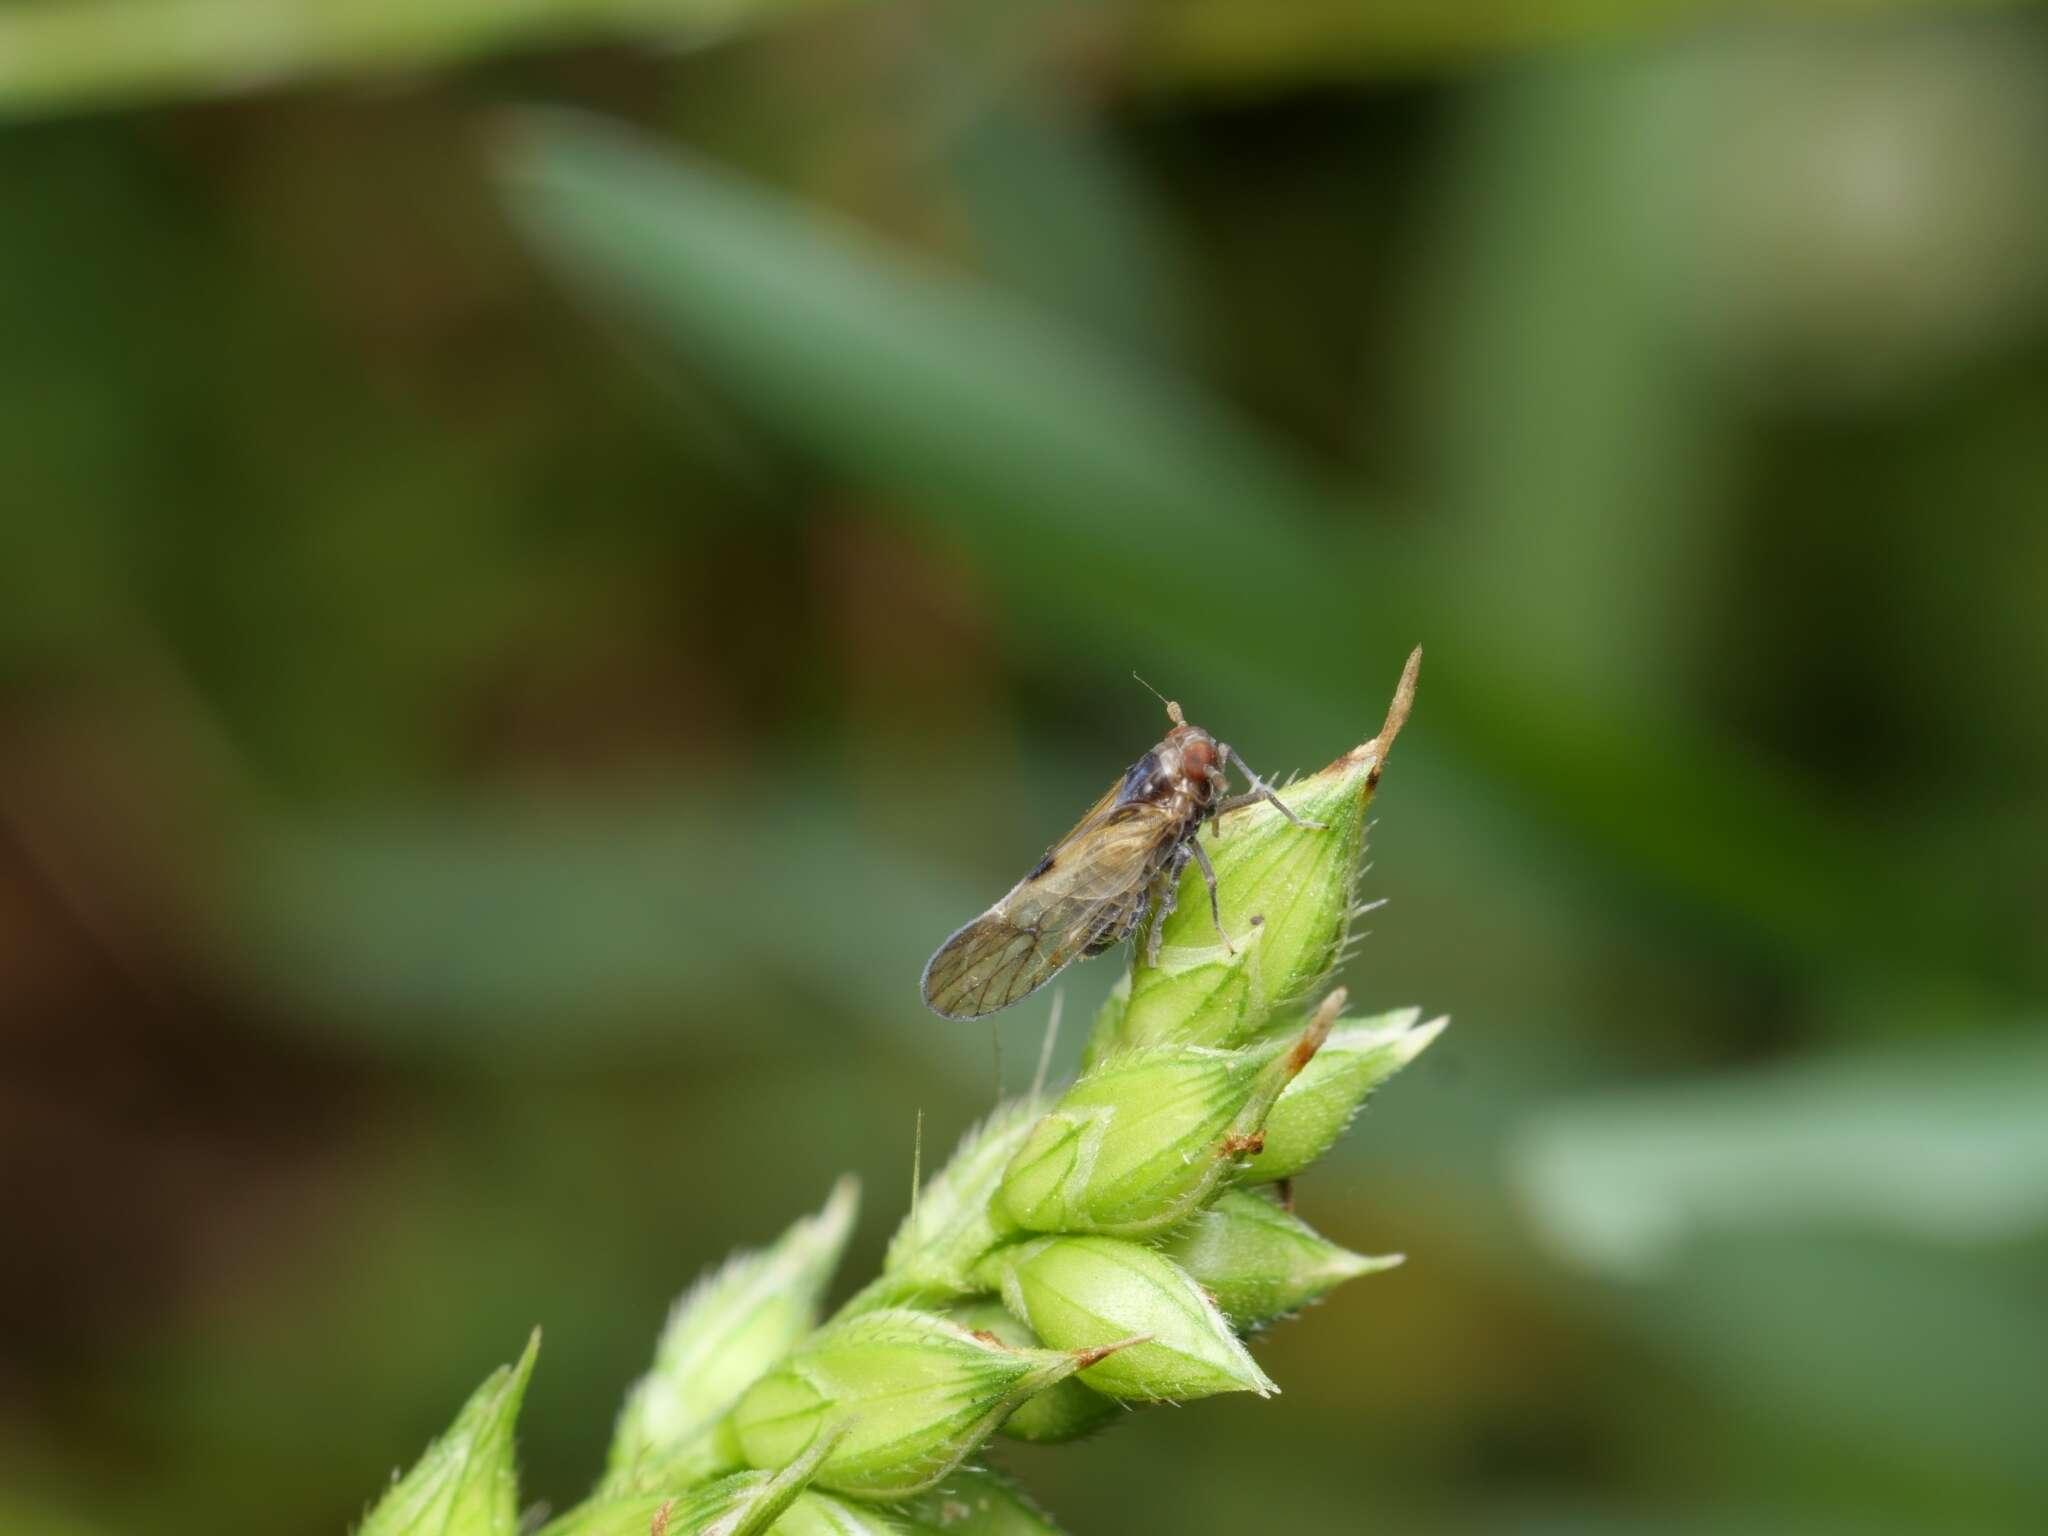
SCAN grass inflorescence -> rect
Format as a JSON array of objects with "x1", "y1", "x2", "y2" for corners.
[{"x1": 357, "y1": 653, "x2": 1440, "y2": 1536}]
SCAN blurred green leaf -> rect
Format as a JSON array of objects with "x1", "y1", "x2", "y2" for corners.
[
  {"x1": 944, "y1": 94, "x2": 1201, "y2": 370},
  {"x1": 235, "y1": 787, "x2": 999, "y2": 1069},
  {"x1": 1409, "y1": 47, "x2": 1732, "y2": 710},
  {"x1": 1640, "y1": 1230, "x2": 2048, "y2": 1493},
  {"x1": 1133, "y1": 0, "x2": 2020, "y2": 89},
  {"x1": 0, "y1": 1491, "x2": 117, "y2": 1536},
  {"x1": 3, "y1": 0, "x2": 2000, "y2": 118},
  {"x1": 498, "y1": 109, "x2": 1339, "y2": 637},
  {"x1": 1514, "y1": 1030, "x2": 2048, "y2": 1276},
  {"x1": 1489, "y1": 1507, "x2": 1942, "y2": 1536},
  {"x1": 0, "y1": 0, "x2": 839, "y2": 120}
]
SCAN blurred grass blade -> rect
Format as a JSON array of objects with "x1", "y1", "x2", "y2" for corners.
[
  {"x1": 1514, "y1": 1029, "x2": 2048, "y2": 1276},
  {"x1": 0, "y1": 1, "x2": 838, "y2": 121},
  {"x1": 945, "y1": 93, "x2": 1200, "y2": 369},
  {"x1": 1132, "y1": 0, "x2": 1656, "y2": 90},
  {"x1": 496, "y1": 109, "x2": 1337, "y2": 631},
  {"x1": 362, "y1": 1330, "x2": 539, "y2": 1536},
  {"x1": 1411, "y1": 51, "x2": 1731, "y2": 710}
]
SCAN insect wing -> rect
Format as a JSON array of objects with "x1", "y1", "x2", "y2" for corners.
[{"x1": 921, "y1": 799, "x2": 1178, "y2": 1020}]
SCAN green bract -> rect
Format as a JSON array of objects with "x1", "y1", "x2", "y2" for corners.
[
  {"x1": 544, "y1": 1472, "x2": 799, "y2": 1536},
  {"x1": 982, "y1": 1234, "x2": 1272, "y2": 1402},
  {"x1": 771, "y1": 1492, "x2": 902, "y2": 1535},
  {"x1": 841, "y1": 1100, "x2": 1039, "y2": 1314},
  {"x1": 1237, "y1": 1010, "x2": 1448, "y2": 1183},
  {"x1": 361, "y1": 1330, "x2": 538, "y2": 1536},
  {"x1": 898, "y1": 1467, "x2": 1069, "y2": 1535},
  {"x1": 550, "y1": 1422, "x2": 847, "y2": 1535},
  {"x1": 774, "y1": 1480, "x2": 1066, "y2": 1536},
  {"x1": 606, "y1": 1182, "x2": 858, "y2": 1494},
  {"x1": 997, "y1": 1006, "x2": 1330, "y2": 1237},
  {"x1": 1163, "y1": 1186, "x2": 1400, "y2": 1331},
  {"x1": 730, "y1": 1310, "x2": 1114, "y2": 1498},
  {"x1": 946, "y1": 1299, "x2": 1121, "y2": 1444}
]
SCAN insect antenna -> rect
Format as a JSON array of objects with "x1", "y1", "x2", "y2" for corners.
[{"x1": 1130, "y1": 671, "x2": 1185, "y2": 726}]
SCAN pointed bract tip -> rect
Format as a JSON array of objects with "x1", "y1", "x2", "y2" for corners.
[
  {"x1": 1374, "y1": 646, "x2": 1422, "y2": 764},
  {"x1": 1350, "y1": 646, "x2": 1422, "y2": 775},
  {"x1": 501, "y1": 1327, "x2": 542, "y2": 1395},
  {"x1": 1396, "y1": 1015, "x2": 1450, "y2": 1064},
  {"x1": 1288, "y1": 988, "x2": 1347, "y2": 1073},
  {"x1": 1330, "y1": 1250, "x2": 1406, "y2": 1280},
  {"x1": 820, "y1": 1176, "x2": 861, "y2": 1229}
]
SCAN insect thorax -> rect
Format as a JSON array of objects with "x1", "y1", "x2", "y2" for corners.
[{"x1": 1122, "y1": 730, "x2": 1222, "y2": 818}]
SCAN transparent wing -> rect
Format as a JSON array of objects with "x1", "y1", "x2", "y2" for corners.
[{"x1": 920, "y1": 802, "x2": 1176, "y2": 1021}]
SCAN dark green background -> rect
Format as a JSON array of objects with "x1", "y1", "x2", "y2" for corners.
[{"x1": 4, "y1": 4, "x2": 2044, "y2": 1533}]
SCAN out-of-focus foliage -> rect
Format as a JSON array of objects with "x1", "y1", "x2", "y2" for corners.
[
  {"x1": 2, "y1": 2, "x2": 2044, "y2": 1534},
  {"x1": 1517, "y1": 1030, "x2": 2048, "y2": 1275},
  {"x1": 0, "y1": 0, "x2": 834, "y2": 119}
]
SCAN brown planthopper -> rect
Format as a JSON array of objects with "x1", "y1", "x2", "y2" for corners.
[{"x1": 921, "y1": 694, "x2": 1318, "y2": 1021}]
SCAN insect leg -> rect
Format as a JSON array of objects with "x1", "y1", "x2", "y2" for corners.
[
  {"x1": 1141, "y1": 864, "x2": 1182, "y2": 965},
  {"x1": 1187, "y1": 836, "x2": 1234, "y2": 954},
  {"x1": 1217, "y1": 744, "x2": 1326, "y2": 830}
]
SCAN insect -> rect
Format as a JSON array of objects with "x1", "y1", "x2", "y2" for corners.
[{"x1": 920, "y1": 696, "x2": 1317, "y2": 1020}]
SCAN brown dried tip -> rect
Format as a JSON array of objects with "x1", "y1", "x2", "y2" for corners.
[
  {"x1": 1349, "y1": 645, "x2": 1422, "y2": 781},
  {"x1": 1073, "y1": 1333, "x2": 1153, "y2": 1369},
  {"x1": 1287, "y1": 987, "x2": 1348, "y2": 1074}
]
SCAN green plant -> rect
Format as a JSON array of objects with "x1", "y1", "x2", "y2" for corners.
[{"x1": 355, "y1": 653, "x2": 1440, "y2": 1535}]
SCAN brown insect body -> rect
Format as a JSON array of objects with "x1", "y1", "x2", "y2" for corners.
[
  {"x1": 1067, "y1": 723, "x2": 1222, "y2": 955},
  {"x1": 921, "y1": 705, "x2": 1301, "y2": 1021}
]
